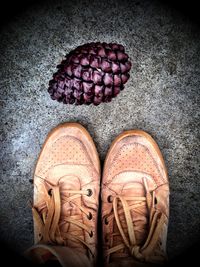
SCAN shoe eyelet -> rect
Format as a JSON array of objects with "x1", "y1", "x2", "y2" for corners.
[
  {"x1": 89, "y1": 231, "x2": 93, "y2": 237},
  {"x1": 87, "y1": 212, "x2": 92, "y2": 220},
  {"x1": 107, "y1": 195, "x2": 113, "y2": 203},
  {"x1": 104, "y1": 217, "x2": 109, "y2": 225},
  {"x1": 87, "y1": 189, "x2": 93, "y2": 197},
  {"x1": 48, "y1": 189, "x2": 53, "y2": 196}
]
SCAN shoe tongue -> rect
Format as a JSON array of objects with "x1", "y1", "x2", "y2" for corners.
[
  {"x1": 59, "y1": 176, "x2": 85, "y2": 251},
  {"x1": 112, "y1": 182, "x2": 148, "y2": 258},
  {"x1": 123, "y1": 182, "x2": 145, "y2": 197},
  {"x1": 122, "y1": 182, "x2": 148, "y2": 244},
  {"x1": 60, "y1": 176, "x2": 82, "y2": 215}
]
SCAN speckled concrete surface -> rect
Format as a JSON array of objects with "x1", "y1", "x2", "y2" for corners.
[{"x1": 0, "y1": 0, "x2": 200, "y2": 260}]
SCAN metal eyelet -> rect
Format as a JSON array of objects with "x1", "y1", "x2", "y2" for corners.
[
  {"x1": 87, "y1": 189, "x2": 93, "y2": 197},
  {"x1": 38, "y1": 233, "x2": 43, "y2": 240},
  {"x1": 89, "y1": 231, "x2": 93, "y2": 237},
  {"x1": 87, "y1": 212, "x2": 92, "y2": 220},
  {"x1": 104, "y1": 217, "x2": 109, "y2": 225},
  {"x1": 107, "y1": 195, "x2": 113, "y2": 203},
  {"x1": 48, "y1": 189, "x2": 53, "y2": 196}
]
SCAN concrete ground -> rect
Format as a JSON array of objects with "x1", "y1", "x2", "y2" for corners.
[{"x1": 0, "y1": 0, "x2": 199, "y2": 260}]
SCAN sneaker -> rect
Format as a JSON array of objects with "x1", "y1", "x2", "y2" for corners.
[
  {"x1": 26, "y1": 123, "x2": 100, "y2": 266},
  {"x1": 102, "y1": 130, "x2": 169, "y2": 266}
]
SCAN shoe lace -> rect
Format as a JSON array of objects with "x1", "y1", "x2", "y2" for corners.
[
  {"x1": 32, "y1": 179, "x2": 94, "y2": 257},
  {"x1": 105, "y1": 178, "x2": 167, "y2": 263}
]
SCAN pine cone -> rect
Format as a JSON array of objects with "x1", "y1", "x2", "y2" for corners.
[{"x1": 48, "y1": 42, "x2": 132, "y2": 105}]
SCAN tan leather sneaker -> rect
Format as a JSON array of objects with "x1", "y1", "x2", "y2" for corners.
[
  {"x1": 102, "y1": 130, "x2": 169, "y2": 266},
  {"x1": 26, "y1": 123, "x2": 100, "y2": 267}
]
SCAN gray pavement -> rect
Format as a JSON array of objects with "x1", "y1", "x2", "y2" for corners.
[{"x1": 0, "y1": 0, "x2": 200, "y2": 259}]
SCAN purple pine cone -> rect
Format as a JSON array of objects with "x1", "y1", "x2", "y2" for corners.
[{"x1": 48, "y1": 42, "x2": 132, "y2": 105}]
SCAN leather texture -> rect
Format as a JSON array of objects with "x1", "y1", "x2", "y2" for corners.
[
  {"x1": 30, "y1": 123, "x2": 100, "y2": 266},
  {"x1": 25, "y1": 244, "x2": 91, "y2": 267},
  {"x1": 102, "y1": 130, "x2": 169, "y2": 266}
]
